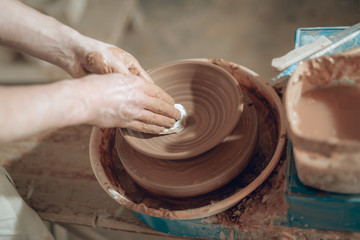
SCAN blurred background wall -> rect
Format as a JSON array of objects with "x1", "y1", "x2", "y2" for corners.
[{"x1": 0, "y1": 0, "x2": 359, "y2": 84}]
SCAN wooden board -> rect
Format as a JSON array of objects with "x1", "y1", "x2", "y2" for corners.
[{"x1": 0, "y1": 125, "x2": 170, "y2": 236}]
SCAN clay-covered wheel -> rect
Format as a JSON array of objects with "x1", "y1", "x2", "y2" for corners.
[{"x1": 116, "y1": 96, "x2": 258, "y2": 198}]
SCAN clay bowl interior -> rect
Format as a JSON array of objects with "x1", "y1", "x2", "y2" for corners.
[
  {"x1": 89, "y1": 59, "x2": 287, "y2": 219},
  {"x1": 120, "y1": 61, "x2": 244, "y2": 160}
]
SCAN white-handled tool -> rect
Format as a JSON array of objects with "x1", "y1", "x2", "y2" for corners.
[
  {"x1": 271, "y1": 22, "x2": 360, "y2": 72},
  {"x1": 272, "y1": 36, "x2": 331, "y2": 71}
]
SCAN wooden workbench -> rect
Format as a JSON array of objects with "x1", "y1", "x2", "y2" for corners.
[
  {"x1": 0, "y1": 125, "x2": 175, "y2": 238},
  {"x1": 1, "y1": 125, "x2": 359, "y2": 239}
]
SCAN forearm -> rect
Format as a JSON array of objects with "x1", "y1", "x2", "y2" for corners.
[
  {"x1": 0, "y1": 0, "x2": 85, "y2": 74},
  {"x1": 0, "y1": 80, "x2": 87, "y2": 142},
  {"x1": 0, "y1": 0, "x2": 152, "y2": 80}
]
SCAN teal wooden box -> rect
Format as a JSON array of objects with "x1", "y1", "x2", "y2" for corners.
[{"x1": 286, "y1": 141, "x2": 360, "y2": 232}]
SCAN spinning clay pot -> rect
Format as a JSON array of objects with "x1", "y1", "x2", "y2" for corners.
[{"x1": 120, "y1": 61, "x2": 244, "y2": 160}]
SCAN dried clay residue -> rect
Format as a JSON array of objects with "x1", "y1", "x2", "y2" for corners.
[{"x1": 215, "y1": 146, "x2": 288, "y2": 228}]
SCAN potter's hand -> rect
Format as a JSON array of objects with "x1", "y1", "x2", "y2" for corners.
[
  {"x1": 77, "y1": 73, "x2": 181, "y2": 133},
  {"x1": 0, "y1": 73, "x2": 181, "y2": 143},
  {"x1": 68, "y1": 39, "x2": 152, "y2": 82}
]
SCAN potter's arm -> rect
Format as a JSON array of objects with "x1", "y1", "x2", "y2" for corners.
[
  {"x1": 0, "y1": 0, "x2": 82, "y2": 75},
  {"x1": 0, "y1": 0, "x2": 151, "y2": 80},
  {"x1": 0, "y1": 80, "x2": 86, "y2": 142},
  {"x1": 0, "y1": 73, "x2": 180, "y2": 143}
]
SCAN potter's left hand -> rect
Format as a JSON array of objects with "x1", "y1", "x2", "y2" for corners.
[{"x1": 67, "y1": 38, "x2": 152, "y2": 82}]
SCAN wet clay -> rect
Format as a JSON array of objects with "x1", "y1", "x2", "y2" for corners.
[
  {"x1": 81, "y1": 47, "x2": 141, "y2": 76},
  {"x1": 116, "y1": 95, "x2": 258, "y2": 198},
  {"x1": 121, "y1": 61, "x2": 244, "y2": 160},
  {"x1": 89, "y1": 59, "x2": 286, "y2": 219},
  {"x1": 82, "y1": 51, "x2": 112, "y2": 74},
  {"x1": 296, "y1": 85, "x2": 360, "y2": 141}
]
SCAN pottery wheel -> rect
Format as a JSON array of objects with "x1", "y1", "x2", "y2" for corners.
[
  {"x1": 116, "y1": 95, "x2": 258, "y2": 198},
  {"x1": 120, "y1": 61, "x2": 244, "y2": 160},
  {"x1": 90, "y1": 58, "x2": 287, "y2": 219}
]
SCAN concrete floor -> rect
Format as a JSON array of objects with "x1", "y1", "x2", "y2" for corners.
[{"x1": 122, "y1": 0, "x2": 360, "y2": 81}]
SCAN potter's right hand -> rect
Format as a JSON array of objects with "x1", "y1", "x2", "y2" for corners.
[{"x1": 76, "y1": 73, "x2": 181, "y2": 134}]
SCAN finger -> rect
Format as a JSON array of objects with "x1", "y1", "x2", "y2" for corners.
[
  {"x1": 136, "y1": 110, "x2": 176, "y2": 128},
  {"x1": 126, "y1": 120, "x2": 165, "y2": 134},
  {"x1": 143, "y1": 96, "x2": 181, "y2": 120},
  {"x1": 142, "y1": 82, "x2": 175, "y2": 106}
]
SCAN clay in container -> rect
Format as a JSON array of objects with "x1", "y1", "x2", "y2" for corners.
[
  {"x1": 286, "y1": 54, "x2": 360, "y2": 194},
  {"x1": 296, "y1": 85, "x2": 360, "y2": 141}
]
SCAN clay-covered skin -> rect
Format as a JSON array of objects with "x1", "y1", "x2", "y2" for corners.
[
  {"x1": 121, "y1": 61, "x2": 244, "y2": 160},
  {"x1": 116, "y1": 95, "x2": 258, "y2": 198},
  {"x1": 81, "y1": 47, "x2": 146, "y2": 78},
  {"x1": 296, "y1": 85, "x2": 360, "y2": 141}
]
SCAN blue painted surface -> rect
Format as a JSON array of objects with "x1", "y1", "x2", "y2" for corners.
[
  {"x1": 295, "y1": 26, "x2": 360, "y2": 50},
  {"x1": 285, "y1": 27, "x2": 360, "y2": 233},
  {"x1": 279, "y1": 27, "x2": 360, "y2": 78},
  {"x1": 285, "y1": 141, "x2": 360, "y2": 232},
  {"x1": 134, "y1": 213, "x2": 230, "y2": 239}
]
